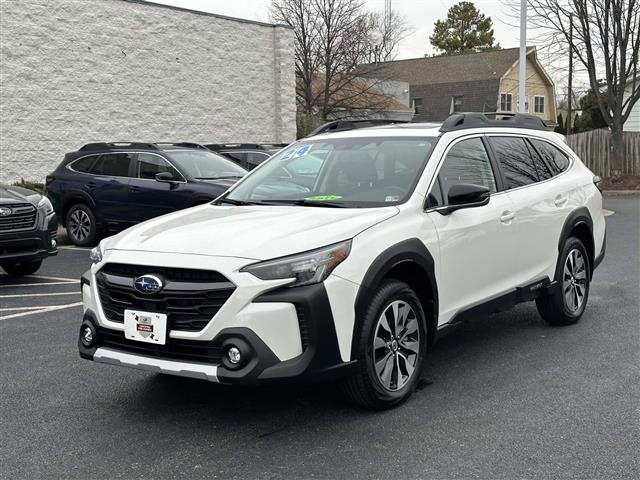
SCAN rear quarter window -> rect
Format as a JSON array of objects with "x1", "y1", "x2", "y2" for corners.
[
  {"x1": 530, "y1": 139, "x2": 571, "y2": 176},
  {"x1": 70, "y1": 155, "x2": 99, "y2": 173}
]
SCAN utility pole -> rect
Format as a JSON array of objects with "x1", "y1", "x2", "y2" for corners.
[
  {"x1": 566, "y1": 13, "x2": 574, "y2": 135},
  {"x1": 519, "y1": 0, "x2": 527, "y2": 113}
]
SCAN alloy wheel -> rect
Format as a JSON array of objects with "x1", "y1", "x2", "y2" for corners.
[
  {"x1": 69, "y1": 209, "x2": 91, "y2": 242},
  {"x1": 563, "y1": 248, "x2": 587, "y2": 312},
  {"x1": 372, "y1": 300, "x2": 420, "y2": 391}
]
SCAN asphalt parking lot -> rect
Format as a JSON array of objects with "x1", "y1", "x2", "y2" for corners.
[{"x1": 1, "y1": 196, "x2": 638, "y2": 480}]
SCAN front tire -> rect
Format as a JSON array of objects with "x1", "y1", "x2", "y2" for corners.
[
  {"x1": 65, "y1": 203, "x2": 97, "y2": 246},
  {"x1": 2, "y1": 260, "x2": 42, "y2": 276},
  {"x1": 536, "y1": 236, "x2": 590, "y2": 325},
  {"x1": 342, "y1": 280, "x2": 427, "y2": 409}
]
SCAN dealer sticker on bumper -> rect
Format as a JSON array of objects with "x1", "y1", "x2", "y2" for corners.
[{"x1": 124, "y1": 309, "x2": 167, "y2": 345}]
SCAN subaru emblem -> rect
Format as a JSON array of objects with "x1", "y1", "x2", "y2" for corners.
[
  {"x1": 133, "y1": 275, "x2": 163, "y2": 294},
  {"x1": 0, "y1": 207, "x2": 12, "y2": 217}
]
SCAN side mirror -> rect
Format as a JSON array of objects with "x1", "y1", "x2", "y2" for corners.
[
  {"x1": 155, "y1": 172, "x2": 176, "y2": 183},
  {"x1": 437, "y1": 183, "x2": 490, "y2": 215}
]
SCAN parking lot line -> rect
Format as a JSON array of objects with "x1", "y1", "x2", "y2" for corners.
[
  {"x1": 0, "y1": 302, "x2": 83, "y2": 320},
  {"x1": 31, "y1": 275, "x2": 80, "y2": 283},
  {"x1": 57, "y1": 246, "x2": 90, "y2": 251},
  {"x1": 0, "y1": 292, "x2": 81, "y2": 299},
  {"x1": 0, "y1": 306, "x2": 49, "y2": 311},
  {"x1": 0, "y1": 281, "x2": 79, "y2": 288}
]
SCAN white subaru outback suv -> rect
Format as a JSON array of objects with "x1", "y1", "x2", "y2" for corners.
[{"x1": 79, "y1": 113, "x2": 606, "y2": 409}]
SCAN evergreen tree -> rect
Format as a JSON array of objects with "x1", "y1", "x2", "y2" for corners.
[{"x1": 430, "y1": 2, "x2": 500, "y2": 55}]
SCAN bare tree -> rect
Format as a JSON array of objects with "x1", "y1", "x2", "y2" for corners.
[
  {"x1": 522, "y1": 0, "x2": 640, "y2": 176},
  {"x1": 271, "y1": 0, "x2": 409, "y2": 123},
  {"x1": 360, "y1": 10, "x2": 412, "y2": 64}
]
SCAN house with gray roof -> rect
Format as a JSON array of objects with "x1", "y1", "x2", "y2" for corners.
[{"x1": 358, "y1": 47, "x2": 557, "y2": 126}]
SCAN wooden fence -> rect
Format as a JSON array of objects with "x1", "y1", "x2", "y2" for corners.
[{"x1": 566, "y1": 128, "x2": 640, "y2": 177}]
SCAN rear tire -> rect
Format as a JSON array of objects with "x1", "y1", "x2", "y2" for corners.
[
  {"x1": 65, "y1": 203, "x2": 97, "y2": 246},
  {"x1": 536, "y1": 236, "x2": 590, "y2": 326},
  {"x1": 2, "y1": 260, "x2": 42, "y2": 276},
  {"x1": 342, "y1": 280, "x2": 427, "y2": 409}
]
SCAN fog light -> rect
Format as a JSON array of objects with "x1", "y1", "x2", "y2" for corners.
[
  {"x1": 83, "y1": 327, "x2": 93, "y2": 344},
  {"x1": 80, "y1": 322, "x2": 97, "y2": 348},
  {"x1": 227, "y1": 346, "x2": 241, "y2": 364},
  {"x1": 51, "y1": 239, "x2": 57, "y2": 249}
]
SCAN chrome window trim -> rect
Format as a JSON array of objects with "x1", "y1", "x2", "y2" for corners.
[{"x1": 67, "y1": 151, "x2": 187, "y2": 183}]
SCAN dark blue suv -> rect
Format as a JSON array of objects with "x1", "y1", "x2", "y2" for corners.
[{"x1": 46, "y1": 142, "x2": 247, "y2": 246}]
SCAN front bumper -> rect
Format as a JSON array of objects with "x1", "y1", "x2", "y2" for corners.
[
  {"x1": 0, "y1": 212, "x2": 58, "y2": 264},
  {"x1": 78, "y1": 251, "x2": 358, "y2": 385}
]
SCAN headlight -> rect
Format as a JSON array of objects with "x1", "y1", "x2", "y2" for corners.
[
  {"x1": 89, "y1": 241, "x2": 104, "y2": 263},
  {"x1": 37, "y1": 196, "x2": 54, "y2": 214},
  {"x1": 241, "y1": 240, "x2": 351, "y2": 287}
]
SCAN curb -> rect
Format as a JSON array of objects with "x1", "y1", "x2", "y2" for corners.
[{"x1": 603, "y1": 190, "x2": 640, "y2": 196}]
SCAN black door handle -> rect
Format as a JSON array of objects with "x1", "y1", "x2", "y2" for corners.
[{"x1": 130, "y1": 186, "x2": 140, "y2": 192}]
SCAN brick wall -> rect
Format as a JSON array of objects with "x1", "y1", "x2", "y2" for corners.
[{"x1": 0, "y1": 0, "x2": 296, "y2": 183}]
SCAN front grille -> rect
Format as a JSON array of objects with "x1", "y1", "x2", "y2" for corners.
[
  {"x1": 96, "y1": 327, "x2": 222, "y2": 364},
  {"x1": 0, "y1": 204, "x2": 37, "y2": 232},
  {"x1": 96, "y1": 263, "x2": 236, "y2": 332}
]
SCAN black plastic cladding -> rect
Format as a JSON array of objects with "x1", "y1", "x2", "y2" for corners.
[{"x1": 439, "y1": 112, "x2": 551, "y2": 132}]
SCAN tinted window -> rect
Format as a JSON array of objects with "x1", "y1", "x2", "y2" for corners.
[
  {"x1": 93, "y1": 153, "x2": 133, "y2": 177},
  {"x1": 135, "y1": 153, "x2": 182, "y2": 180},
  {"x1": 527, "y1": 141, "x2": 553, "y2": 181},
  {"x1": 489, "y1": 137, "x2": 539, "y2": 188},
  {"x1": 246, "y1": 152, "x2": 270, "y2": 169},
  {"x1": 434, "y1": 138, "x2": 497, "y2": 206},
  {"x1": 530, "y1": 139, "x2": 570, "y2": 175},
  {"x1": 71, "y1": 155, "x2": 99, "y2": 173},
  {"x1": 167, "y1": 150, "x2": 247, "y2": 179}
]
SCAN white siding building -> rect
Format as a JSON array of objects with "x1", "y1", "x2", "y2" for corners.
[
  {"x1": 0, "y1": 0, "x2": 296, "y2": 183},
  {"x1": 624, "y1": 78, "x2": 640, "y2": 132}
]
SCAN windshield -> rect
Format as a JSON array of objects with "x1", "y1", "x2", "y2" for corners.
[
  {"x1": 223, "y1": 137, "x2": 437, "y2": 207},
  {"x1": 167, "y1": 150, "x2": 247, "y2": 179}
]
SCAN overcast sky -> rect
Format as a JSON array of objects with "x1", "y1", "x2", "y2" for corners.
[
  {"x1": 149, "y1": 0, "x2": 524, "y2": 58},
  {"x1": 147, "y1": 0, "x2": 581, "y2": 94}
]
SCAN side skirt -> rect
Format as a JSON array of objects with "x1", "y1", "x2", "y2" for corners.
[{"x1": 437, "y1": 276, "x2": 552, "y2": 331}]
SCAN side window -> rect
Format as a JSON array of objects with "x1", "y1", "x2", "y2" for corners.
[
  {"x1": 135, "y1": 153, "x2": 181, "y2": 180},
  {"x1": 530, "y1": 139, "x2": 570, "y2": 176},
  {"x1": 70, "y1": 155, "x2": 99, "y2": 173},
  {"x1": 435, "y1": 138, "x2": 497, "y2": 206},
  {"x1": 526, "y1": 141, "x2": 553, "y2": 181},
  {"x1": 93, "y1": 153, "x2": 133, "y2": 177},
  {"x1": 246, "y1": 152, "x2": 269, "y2": 169},
  {"x1": 426, "y1": 177, "x2": 444, "y2": 208},
  {"x1": 489, "y1": 137, "x2": 539, "y2": 188}
]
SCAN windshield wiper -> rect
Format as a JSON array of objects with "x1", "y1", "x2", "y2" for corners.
[
  {"x1": 197, "y1": 175, "x2": 244, "y2": 180},
  {"x1": 216, "y1": 197, "x2": 254, "y2": 206},
  {"x1": 262, "y1": 199, "x2": 348, "y2": 208}
]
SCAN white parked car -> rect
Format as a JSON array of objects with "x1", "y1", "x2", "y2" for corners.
[{"x1": 78, "y1": 113, "x2": 606, "y2": 409}]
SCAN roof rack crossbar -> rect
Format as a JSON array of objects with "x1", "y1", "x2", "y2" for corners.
[
  {"x1": 154, "y1": 142, "x2": 208, "y2": 150},
  {"x1": 439, "y1": 112, "x2": 550, "y2": 132},
  {"x1": 79, "y1": 142, "x2": 161, "y2": 151}
]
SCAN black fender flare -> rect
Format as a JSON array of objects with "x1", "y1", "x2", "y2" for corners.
[
  {"x1": 556, "y1": 206, "x2": 594, "y2": 277},
  {"x1": 352, "y1": 238, "x2": 438, "y2": 356},
  {"x1": 61, "y1": 191, "x2": 98, "y2": 225}
]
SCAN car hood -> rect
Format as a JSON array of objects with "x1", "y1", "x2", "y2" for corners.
[
  {"x1": 107, "y1": 204, "x2": 399, "y2": 260},
  {"x1": 0, "y1": 184, "x2": 40, "y2": 205}
]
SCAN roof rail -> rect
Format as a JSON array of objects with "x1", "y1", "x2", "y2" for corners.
[
  {"x1": 154, "y1": 142, "x2": 208, "y2": 150},
  {"x1": 440, "y1": 112, "x2": 550, "y2": 132},
  {"x1": 204, "y1": 143, "x2": 288, "y2": 151},
  {"x1": 306, "y1": 119, "x2": 409, "y2": 137},
  {"x1": 79, "y1": 142, "x2": 160, "y2": 151}
]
